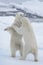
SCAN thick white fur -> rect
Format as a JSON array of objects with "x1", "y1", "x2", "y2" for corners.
[
  {"x1": 12, "y1": 12, "x2": 38, "y2": 61},
  {"x1": 4, "y1": 26, "x2": 25, "y2": 58}
]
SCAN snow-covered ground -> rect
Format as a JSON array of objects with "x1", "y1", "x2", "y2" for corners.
[{"x1": 0, "y1": 16, "x2": 43, "y2": 65}]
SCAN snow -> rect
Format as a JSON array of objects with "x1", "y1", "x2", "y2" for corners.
[
  {"x1": 22, "y1": 0, "x2": 43, "y2": 16},
  {"x1": 0, "y1": 16, "x2": 43, "y2": 65},
  {"x1": 0, "y1": 0, "x2": 43, "y2": 16},
  {"x1": 7, "y1": 1, "x2": 43, "y2": 16},
  {"x1": 0, "y1": 0, "x2": 43, "y2": 64},
  {"x1": 0, "y1": 2, "x2": 7, "y2": 6}
]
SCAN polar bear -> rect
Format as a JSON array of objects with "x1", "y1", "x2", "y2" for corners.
[
  {"x1": 4, "y1": 26, "x2": 25, "y2": 58},
  {"x1": 12, "y1": 12, "x2": 38, "y2": 61}
]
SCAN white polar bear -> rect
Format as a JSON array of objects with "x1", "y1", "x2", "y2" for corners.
[
  {"x1": 4, "y1": 26, "x2": 25, "y2": 58},
  {"x1": 12, "y1": 12, "x2": 38, "y2": 61}
]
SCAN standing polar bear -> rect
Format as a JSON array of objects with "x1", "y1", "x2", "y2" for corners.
[
  {"x1": 12, "y1": 12, "x2": 38, "y2": 61},
  {"x1": 4, "y1": 26, "x2": 25, "y2": 59}
]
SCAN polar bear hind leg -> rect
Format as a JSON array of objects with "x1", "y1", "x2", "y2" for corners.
[
  {"x1": 33, "y1": 51, "x2": 38, "y2": 62},
  {"x1": 32, "y1": 48, "x2": 38, "y2": 62},
  {"x1": 10, "y1": 40, "x2": 16, "y2": 57}
]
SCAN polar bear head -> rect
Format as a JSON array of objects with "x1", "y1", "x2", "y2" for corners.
[
  {"x1": 15, "y1": 12, "x2": 25, "y2": 19},
  {"x1": 14, "y1": 12, "x2": 29, "y2": 28},
  {"x1": 14, "y1": 12, "x2": 25, "y2": 28}
]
